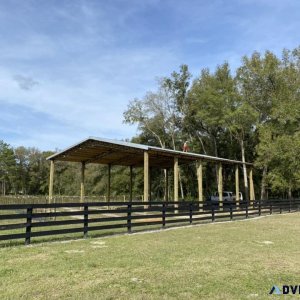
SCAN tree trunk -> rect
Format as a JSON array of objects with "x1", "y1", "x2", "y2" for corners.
[
  {"x1": 241, "y1": 140, "x2": 249, "y2": 201},
  {"x1": 260, "y1": 166, "x2": 267, "y2": 200},
  {"x1": 196, "y1": 133, "x2": 207, "y2": 154}
]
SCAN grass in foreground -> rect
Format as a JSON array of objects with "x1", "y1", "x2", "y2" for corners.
[{"x1": 1, "y1": 213, "x2": 300, "y2": 300}]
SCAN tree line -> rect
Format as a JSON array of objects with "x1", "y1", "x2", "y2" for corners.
[{"x1": 1, "y1": 47, "x2": 300, "y2": 200}]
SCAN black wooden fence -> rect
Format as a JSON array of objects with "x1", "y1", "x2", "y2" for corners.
[{"x1": 0, "y1": 199, "x2": 299, "y2": 245}]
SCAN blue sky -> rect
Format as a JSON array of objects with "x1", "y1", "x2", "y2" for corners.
[{"x1": 0, "y1": 0, "x2": 299, "y2": 150}]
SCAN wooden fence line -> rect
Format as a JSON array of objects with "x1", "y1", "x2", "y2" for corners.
[
  {"x1": 0, "y1": 195, "x2": 145, "y2": 205},
  {"x1": 0, "y1": 199, "x2": 299, "y2": 245}
]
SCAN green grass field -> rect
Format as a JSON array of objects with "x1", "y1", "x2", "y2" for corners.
[{"x1": 1, "y1": 212, "x2": 300, "y2": 299}]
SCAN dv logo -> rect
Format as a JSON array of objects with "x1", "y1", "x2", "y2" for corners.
[
  {"x1": 269, "y1": 285, "x2": 281, "y2": 295},
  {"x1": 269, "y1": 285, "x2": 300, "y2": 295}
]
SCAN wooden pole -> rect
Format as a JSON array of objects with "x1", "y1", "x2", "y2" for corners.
[
  {"x1": 249, "y1": 167, "x2": 255, "y2": 204},
  {"x1": 196, "y1": 160, "x2": 203, "y2": 211},
  {"x1": 235, "y1": 165, "x2": 239, "y2": 209},
  {"x1": 143, "y1": 151, "x2": 149, "y2": 204},
  {"x1": 165, "y1": 169, "x2": 169, "y2": 202},
  {"x1": 218, "y1": 163, "x2": 223, "y2": 209},
  {"x1": 80, "y1": 162, "x2": 85, "y2": 203},
  {"x1": 174, "y1": 157, "x2": 179, "y2": 212},
  {"x1": 130, "y1": 166, "x2": 133, "y2": 202},
  {"x1": 48, "y1": 160, "x2": 54, "y2": 204},
  {"x1": 149, "y1": 167, "x2": 152, "y2": 202},
  {"x1": 107, "y1": 164, "x2": 111, "y2": 203}
]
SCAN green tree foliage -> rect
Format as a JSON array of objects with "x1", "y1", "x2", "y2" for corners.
[
  {"x1": 188, "y1": 63, "x2": 239, "y2": 156},
  {"x1": 238, "y1": 48, "x2": 300, "y2": 198},
  {"x1": 125, "y1": 47, "x2": 300, "y2": 199},
  {"x1": 0, "y1": 141, "x2": 16, "y2": 195}
]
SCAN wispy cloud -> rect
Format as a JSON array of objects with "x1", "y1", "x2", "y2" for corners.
[{"x1": 13, "y1": 75, "x2": 39, "y2": 90}]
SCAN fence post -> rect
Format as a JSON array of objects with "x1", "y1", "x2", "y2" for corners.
[
  {"x1": 258, "y1": 199, "x2": 261, "y2": 216},
  {"x1": 83, "y1": 204, "x2": 88, "y2": 238},
  {"x1": 270, "y1": 200, "x2": 272, "y2": 215},
  {"x1": 280, "y1": 201, "x2": 282, "y2": 214},
  {"x1": 211, "y1": 205, "x2": 215, "y2": 222},
  {"x1": 293, "y1": 198, "x2": 295, "y2": 211},
  {"x1": 289, "y1": 199, "x2": 291, "y2": 212},
  {"x1": 25, "y1": 206, "x2": 33, "y2": 245},
  {"x1": 246, "y1": 201, "x2": 248, "y2": 219},
  {"x1": 127, "y1": 203, "x2": 132, "y2": 233},
  {"x1": 162, "y1": 203, "x2": 166, "y2": 228},
  {"x1": 230, "y1": 203, "x2": 233, "y2": 221},
  {"x1": 189, "y1": 203, "x2": 193, "y2": 224}
]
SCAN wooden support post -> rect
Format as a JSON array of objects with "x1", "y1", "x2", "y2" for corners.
[
  {"x1": 249, "y1": 167, "x2": 255, "y2": 205},
  {"x1": 174, "y1": 157, "x2": 179, "y2": 212},
  {"x1": 235, "y1": 165, "x2": 239, "y2": 209},
  {"x1": 196, "y1": 160, "x2": 203, "y2": 211},
  {"x1": 165, "y1": 169, "x2": 169, "y2": 202},
  {"x1": 129, "y1": 166, "x2": 133, "y2": 202},
  {"x1": 107, "y1": 164, "x2": 111, "y2": 203},
  {"x1": 48, "y1": 160, "x2": 54, "y2": 204},
  {"x1": 143, "y1": 151, "x2": 149, "y2": 204},
  {"x1": 218, "y1": 163, "x2": 223, "y2": 209},
  {"x1": 149, "y1": 167, "x2": 152, "y2": 203},
  {"x1": 80, "y1": 162, "x2": 85, "y2": 203}
]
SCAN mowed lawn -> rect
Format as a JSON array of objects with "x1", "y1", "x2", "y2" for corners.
[{"x1": 1, "y1": 213, "x2": 300, "y2": 300}]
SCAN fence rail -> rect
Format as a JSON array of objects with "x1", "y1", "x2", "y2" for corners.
[
  {"x1": 0, "y1": 195, "x2": 144, "y2": 205},
  {"x1": 0, "y1": 199, "x2": 299, "y2": 245}
]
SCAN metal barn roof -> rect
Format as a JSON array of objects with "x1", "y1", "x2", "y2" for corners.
[{"x1": 47, "y1": 136, "x2": 252, "y2": 168}]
